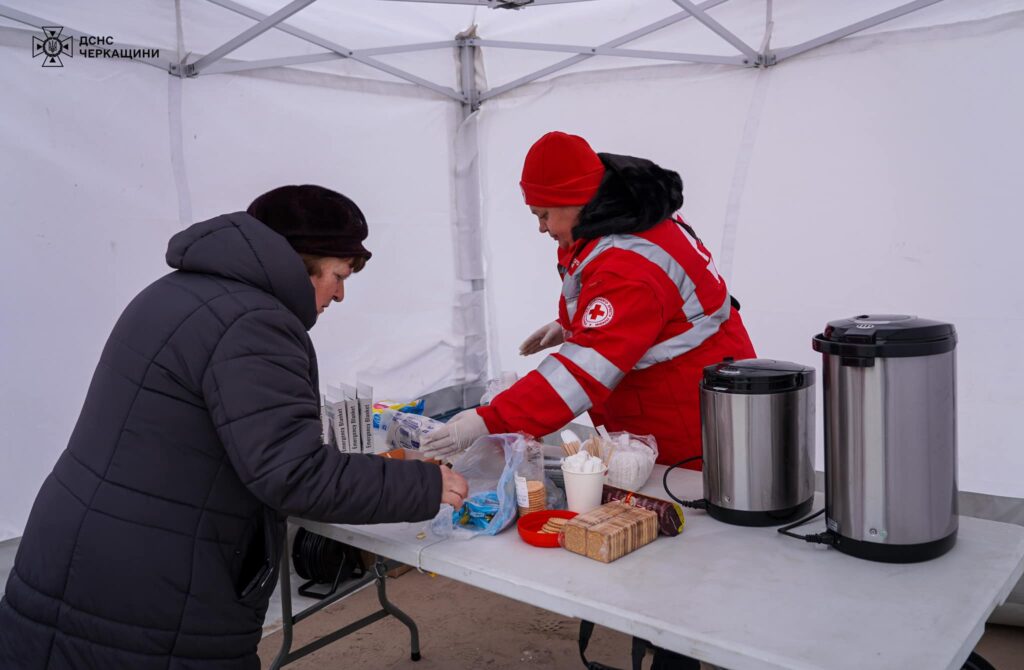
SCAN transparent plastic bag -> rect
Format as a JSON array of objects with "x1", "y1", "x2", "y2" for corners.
[
  {"x1": 593, "y1": 432, "x2": 659, "y2": 491},
  {"x1": 430, "y1": 433, "x2": 563, "y2": 539}
]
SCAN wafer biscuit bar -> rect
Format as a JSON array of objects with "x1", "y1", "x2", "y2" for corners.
[{"x1": 560, "y1": 502, "x2": 658, "y2": 563}]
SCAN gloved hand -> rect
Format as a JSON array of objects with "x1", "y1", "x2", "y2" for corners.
[
  {"x1": 519, "y1": 321, "x2": 564, "y2": 356},
  {"x1": 420, "y1": 409, "x2": 489, "y2": 460}
]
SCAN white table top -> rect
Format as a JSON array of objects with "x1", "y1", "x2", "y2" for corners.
[{"x1": 296, "y1": 466, "x2": 1024, "y2": 670}]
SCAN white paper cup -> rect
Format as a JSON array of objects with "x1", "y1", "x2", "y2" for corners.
[{"x1": 561, "y1": 464, "x2": 607, "y2": 514}]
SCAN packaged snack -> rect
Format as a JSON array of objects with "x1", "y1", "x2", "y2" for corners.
[
  {"x1": 371, "y1": 398, "x2": 425, "y2": 431},
  {"x1": 452, "y1": 491, "x2": 501, "y2": 531},
  {"x1": 514, "y1": 439, "x2": 546, "y2": 516},
  {"x1": 559, "y1": 501, "x2": 658, "y2": 563},
  {"x1": 378, "y1": 411, "x2": 442, "y2": 451},
  {"x1": 602, "y1": 485, "x2": 685, "y2": 536}
]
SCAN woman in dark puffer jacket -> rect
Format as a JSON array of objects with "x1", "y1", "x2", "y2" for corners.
[{"x1": 0, "y1": 185, "x2": 467, "y2": 670}]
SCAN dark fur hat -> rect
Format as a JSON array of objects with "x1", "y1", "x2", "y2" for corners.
[{"x1": 247, "y1": 184, "x2": 372, "y2": 261}]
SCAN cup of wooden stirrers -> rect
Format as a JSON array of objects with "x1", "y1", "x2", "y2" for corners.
[{"x1": 560, "y1": 427, "x2": 618, "y2": 467}]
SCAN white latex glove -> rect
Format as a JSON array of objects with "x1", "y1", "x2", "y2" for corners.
[
  {"x1": 419, "y1": 409, "x2": 489, "y2": 460},
  {"x1": 519, "y1": 321, "x2": 564, "y2": 356}
]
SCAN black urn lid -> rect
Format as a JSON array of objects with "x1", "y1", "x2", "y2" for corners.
[
  {"x1": 702, "y1": 358, "x2": 815, "y2": 394},
  {"x1": 812, "y1": 314, "x2": 956, "y2": 359}
]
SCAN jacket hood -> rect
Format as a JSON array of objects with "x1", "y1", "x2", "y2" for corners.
[
  {"x1": 573, "y1": 153, "x2": 683, "y2": 241},
  {"x1": 166, "y1": 212, "x2": 318, "y2": 330}
]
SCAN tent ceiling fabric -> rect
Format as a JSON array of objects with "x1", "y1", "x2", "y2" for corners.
[{"x1": 5, "y1": 0, "x2": 1021, "y2": 93}]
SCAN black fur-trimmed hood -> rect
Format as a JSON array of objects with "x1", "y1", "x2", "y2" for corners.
[{"x1": 574, "y1": 153, "x2": 683, "y2": 241}]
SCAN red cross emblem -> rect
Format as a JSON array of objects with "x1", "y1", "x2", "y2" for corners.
[{"x1": 582, "y1": 297, "x2": 614, "y2": 328}]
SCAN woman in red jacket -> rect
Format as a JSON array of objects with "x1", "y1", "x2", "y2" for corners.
[{"x1": 422, "y1": 131, "x2": 755, "y2": 470}]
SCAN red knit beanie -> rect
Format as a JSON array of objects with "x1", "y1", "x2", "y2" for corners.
[{"x1": 520, "y1": 131, "x2": 605, "y2": 207}]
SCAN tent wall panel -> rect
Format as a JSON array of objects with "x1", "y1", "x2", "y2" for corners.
[
  {"x1": 730, "y1": 18, "x2": 1024, "y2": 499},
  {"x1": 180, "y1": 73, "x2": 466, "y2": 402},
  {"x1": 0, "y1": 0, "x2": 178, "y2": 51},
  {"x1": 0, "y1": 48, "x2": 181, "y2": 542}
]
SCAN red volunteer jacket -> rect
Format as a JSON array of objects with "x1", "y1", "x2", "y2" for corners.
[{"x1": 477, "y1": 217, "x2": 756, "y2": 467}]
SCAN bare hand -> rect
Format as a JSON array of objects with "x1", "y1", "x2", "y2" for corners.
[{"x1": 440, "y1": 465, "x2": 468, "y2": 509}]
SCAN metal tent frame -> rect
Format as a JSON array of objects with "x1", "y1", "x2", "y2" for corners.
[
  {"x1": 0, "y1": 0, "x2": 950, "y2": 102},
  {"x1": 189, "y1": 0, "x2": 946, "y2": 100}
]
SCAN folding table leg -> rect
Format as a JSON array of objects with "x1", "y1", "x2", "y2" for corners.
[
  {"x1": 268, "y1": 538, "x2": 422, "y2": 667},
  {"x1": 374, "y1": 558, "x2": 421, "y2": 661}
]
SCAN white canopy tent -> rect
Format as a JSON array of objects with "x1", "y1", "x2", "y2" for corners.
[{"x1": 2, "y1": 2, "x2": 1023, "y2": 622}]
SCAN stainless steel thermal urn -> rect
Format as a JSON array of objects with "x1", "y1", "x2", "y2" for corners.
[
  {"x1": 813, "y1": 315, "x2": 958, "y2": 563},
  {"x1": 700, "y1": 359, "x2": 816, "y2": 526}
]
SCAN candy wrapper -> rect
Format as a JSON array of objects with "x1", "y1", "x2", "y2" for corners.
[{"x1": 452, "y1": 491, "x2": 501, "y2": 530}]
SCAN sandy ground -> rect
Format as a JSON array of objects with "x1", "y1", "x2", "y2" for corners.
[{"x1": 258, "y1": 569, "x2": 1024, "y2": 670}]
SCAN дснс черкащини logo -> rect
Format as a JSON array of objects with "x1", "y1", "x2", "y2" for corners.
[
  {"x1": 32, "y1": 26, "x2": 72, "y2": 67},
  {"x1": 30, "y1": 28, "x2": 161, "y2": 67}
]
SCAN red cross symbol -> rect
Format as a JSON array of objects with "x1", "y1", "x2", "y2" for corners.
[{"x1": 583, "y1": 297, "x2": 613, "y2": 327}]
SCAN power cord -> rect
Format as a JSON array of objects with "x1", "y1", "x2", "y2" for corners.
[
  {"x1": 662, "y1": 454, "x2": 834, "y2": 545},
  {"x1": 777, "y1": 509, "x2": 834, "y2": 545},
  {"x1": 662, "y1": 456, "x2": 708, "y2": 509}
]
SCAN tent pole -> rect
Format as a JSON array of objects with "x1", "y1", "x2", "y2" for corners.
[
  {"x1": 189, "y1": 0, "x2": 319, "y2": 75},
  {"x1": 452, "y1": 32, "x2": 490, "y2": 400},
  {"x1": 380, "y1": 0, "x2": 608, "y2": 6},
  {"x1": 195, "y1": 43, "x2": 463, "y2": 76},
  {"x1": 460, "y1": 36, "x2": 481, "y2": 114},
  {"x1": 773, "y1": 0, "x2": 947, "y2": 63},
  {"x1": 203, "y1": 0, "x2": 464, "y2": 101},
  {"x1": 201, "y1": 52, "x2": 343, "y2": 75},
  {"x1": 479, "y1": 0, "x2": 733, "y2": 102},
  {"x1": 669, "y1": 0, "x2": 760, "y2": 63},
  {"x1": 470, "y1": 38, "x2": 745, "y2": 66},
  {"x1": 759, "y1": 0, "x2": 775, "y2": 66}
]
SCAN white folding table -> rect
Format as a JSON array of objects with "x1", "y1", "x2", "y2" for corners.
[{"x1": 281, "y1": 466, "x2": 1024, "y2": 670}]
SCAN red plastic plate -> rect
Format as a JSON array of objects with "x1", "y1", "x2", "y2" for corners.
[{"x1": 517, "y1": 510, "x2": 578, "y2": 548}]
